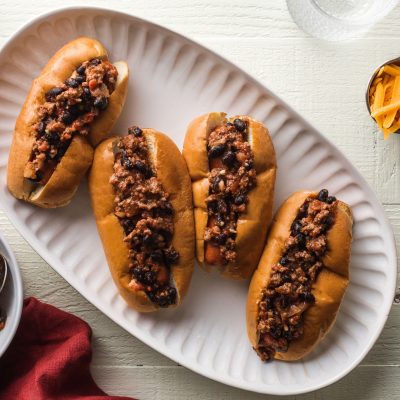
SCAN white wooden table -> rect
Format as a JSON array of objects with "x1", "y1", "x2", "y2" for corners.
[{"x1": 1, "y1": 1, "x2": 399, "y2": 398}]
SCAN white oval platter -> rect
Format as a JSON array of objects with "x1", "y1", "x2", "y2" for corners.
[{"x1": 0, "y1": 6, "x2": 396, "y2": 395}]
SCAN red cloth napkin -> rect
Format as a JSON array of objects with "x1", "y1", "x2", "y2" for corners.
[{"x1": 0, "y1": 297, "x2": 135, "y2": 400}]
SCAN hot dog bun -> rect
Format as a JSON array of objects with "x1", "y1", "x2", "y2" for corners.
[
  {"x1": 7, "y1": 37, "x2": 129, "y2": 208},
  {"x1": 247, "y1": 191, "x2": 353, "y2": 361},
  {"x1": 182, "y1": 112, "x2": 276, "y2": 279},
  {"x1": 89, "y1": 129, "x2": 195, "y2": 312}
]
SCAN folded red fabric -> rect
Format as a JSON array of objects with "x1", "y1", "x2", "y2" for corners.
[{"x1": 0, "y1": 297, "x2": 134, "y2": 400}]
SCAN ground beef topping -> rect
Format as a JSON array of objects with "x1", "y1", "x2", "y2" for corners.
[
  {"x1": 110, "y1": 127, "x2": 178, "y2": 307},
  {"x1": 24, "y1": 58, "x2": 118, "y2": 185},
  {"x1": 205, "y1": 118, "x2": 256, "y2": 263},
  {"x1": 255, "y1": 189, "x2": 337, "y2": 361}
]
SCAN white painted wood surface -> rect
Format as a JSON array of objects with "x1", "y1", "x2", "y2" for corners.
[{"x1": 0, "y1": 1, "x2": 399, "y2": 398}]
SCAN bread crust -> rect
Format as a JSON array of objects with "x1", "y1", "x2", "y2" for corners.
[
  {"x1": 89, "y1": 130, "x2": 195, "y2": 312},
  {"x1": 7, "y1": 37, "x2": 129, "y2": 208},
  {"x1": 182, "y1": 112, "x2": 276, "y2": 279},
  {"x1": 246, "y1": 191, "x2": 353, "y2": 361}
]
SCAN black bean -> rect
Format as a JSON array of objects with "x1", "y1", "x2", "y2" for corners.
[
  {"x1": 144, "y1": 270, "x2": 156, "y2": 284},
  {"x1": 82, "y1": 101, "x2": 93, "y2": 113},
  {"x1": 93, "y1": 96, "x2": 108, "y2": 110},
  {"x1": 131, "y1": 241, "x2": 142, "y2": 252},
  {"x1": 74, "y1": 75, "x2": 85, "y2": 84},
  {"x1": 56, "y1": 142, "x2": 69, "y2": 159},
  {"x1": 280, "y1": 256, "x2": 288, "y2": 265},
  {"x1": 263, "y1": 297, "x2": 272, "y2": 308},
  {"x1": 305, "y1": 292, "x2": 315, "y2": 303},
  {"x1": 45, "y1": 87, "x2": 64, "y2": 100},
  {"x1": 280, "y1": 296, "x2": 290, "y2": 308},
  {"x1": 65, "y1": 78, "x2": 79, "y2": 88},
  {"x1": 150, "y1": 249, "x2": 164, "y2": 263},
  {"x1": 234, "y1": 195, "x2": 246, "y2": 205},
  {"x1": 132, "y1": 266, "x2": 144, "y2": 281},
  {"x1": 228, "y1": 230, "x2": 237, "y2": 239},
  {"x1": 133, "y1": 160, "x2": 147, "y2": 173},
  {"x1": 291, "y1": 220, "x2": 302, "y2": 234},
  {"x1": 143, "y1": 235, "x2": 154, "y2": 247},
  {"x1": 144, "y1": 169, "x2": 153, "y2": 179},
  {"x1": 38, "y1": 121, "x2": 46, "y2": 135},
  {"x1": 245, "y1": 159, "x2": 254, "y2": 170},
  {"x1": 133, "y1": 160, "x2": 153, "y2": 178},
  {"x1": 34, "y1": 170, "x2": 43, "y2": 182},
  {"x1": 146, "y1": 291, "x2": 157, "y2": 303},
  {"x1": 207, "y1": 199, "x2": 218, "y2": 213},
  {"x1": 155, "y1": 287, "x2": 177, "y2": 307},
  {"x1": 326, "y1": 196, "x2": 336, "y2": 204},
  {"x1": 82, "y1": 87, "x2": 91, "y2": 99},
  {"x1": 296, "y1": 211, "x2": 307, "y2": 221},
  {"x1": 69, "y1": 104, "x2": 81, "y2": 115},
  {"x1": 282, "y1": 330, "x2": 293, "y2": 341},
  {"x1": 317, "y1": 189, "x2": 329, "y2": 202},
  {"x1": 76, "y1": 65, "x2": 86, "y2": 75},
  {"x1": 222, "y1": 151, "x2": 236, "y2": 167},
  {"x1": 61, "y1": 112, "x2": 75, "y2": 125},
  {"x1": 307, "y1": 255, "x2": 316, "y2": 265},
  {"x1": 128, "y1": 126, "x2": 143, "y2": 137},
  {"x1": 324, "y1": 215, "x2": 333, "y2": 230},
  {"x1": 216, "y1": 214, "x2": 225, "y2": 227},
  {"x1": 122, "y1": 154, "x2": 134, "y2": 170},
  {"x1": 45, "y1": 132, "x2": 60, "y2": 146},
  {"x1": 233, "y1": 118, "x2": 246, "y2": 132},
  {"x1": 159, "y1": 228, "x2": 172, "y2": 241},
  {"x1": 300, "y1": 292, "x2": 315, "y2": 303},
  {"x1": 121, "y1": 219, "x2": 136, "y2": 234},
  {"x1": 208, "y1": 144, "x2": 225, "y2": 158},
  {"x1": 282, "y1": 274, "x2": 291, "y2": 283},
  {"x1": 164, "y1": 248, "x2": 180, "y2": 265},
  {"x1": 298, "y1": 203, "x2": 308, "y2": 216},
  {"x1": 215, "y1": 233, "x2": 227, "y2": 244},
  {"x1": 158, "y1": 203, "x2": 173, "y2": 216},
  {"x1": 90, "y1": 58, "x2": 101, "y2": 66},
  {"x1": 217, "y1": 199, "x2": 227, "y2": 214},
  {"x1": 165, "y1": 203, "x2": 174, "y2": 215},
  {"x1": 211, "y1": 176, "x2": 223, "y2": 193},
  {"x1": 296, "y1": 233, "x2": 306, "y2": 247}
]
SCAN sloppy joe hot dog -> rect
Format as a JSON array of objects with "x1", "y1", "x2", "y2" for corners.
[
  {"x1": 7, "y1": 37, "x2": 129, "y2": 208},
  {"x1": 89, "y1": 127, "x2": 195, "y2": 312},
  {"x1": 247, "y1": 190, "x2": 353, "y2": 361},
  {"x1": 183, "y1": 112, "x2": 276, "y2": 279}
]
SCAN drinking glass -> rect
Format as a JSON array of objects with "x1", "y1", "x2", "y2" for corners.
[{"x1": 287, "y1": 0, "x2": 400, "y2": 41}]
